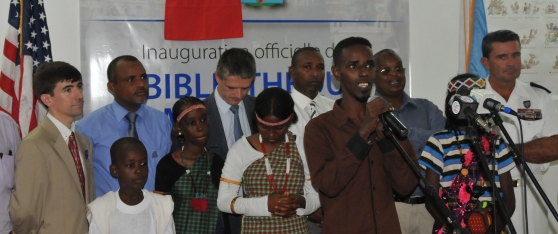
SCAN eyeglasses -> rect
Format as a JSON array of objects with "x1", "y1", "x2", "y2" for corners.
[{"x1": 377, "y1": 67, "x2": 406, "y2": 75}]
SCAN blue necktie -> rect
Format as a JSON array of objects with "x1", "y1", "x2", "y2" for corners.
[
  {"x1": 230, "y1": 105, "x2": 243, "y2": 141},
  {"x1": 125, "y1": 112, "x2": 138, "y2": 139}
]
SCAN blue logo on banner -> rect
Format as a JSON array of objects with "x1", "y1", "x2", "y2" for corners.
[{"x1": 242, "y1": 0, "x2": 283, "y2": 6}]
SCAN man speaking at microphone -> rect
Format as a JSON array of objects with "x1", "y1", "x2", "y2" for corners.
[
  {"x1": 481, "y1": 29, "x2": 558, "y2": 234},
  {"x1": 304, "y1": 37, "x2": 419, "y2": 234}
]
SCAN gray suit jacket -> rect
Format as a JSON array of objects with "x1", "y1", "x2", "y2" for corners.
[
  {"x1": 204, "y1": 92, "x2": 256, "y2": 161},
  {"x1": 10, "y1": 117, "x2": 95, "y2": 234}
]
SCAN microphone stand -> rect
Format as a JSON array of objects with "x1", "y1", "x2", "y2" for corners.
[
  {"x1": 465, "y1": 119, "x2": 516, "y2": 234},
  {"x1": 489, "y1": 111, "x2": 558, "y2": 222},
  {"x1": 380, "y1": 117, "x2": 470, "y2": 234}
]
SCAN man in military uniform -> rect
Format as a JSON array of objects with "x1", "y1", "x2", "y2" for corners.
[{"x1": 481, "y1": 29, "x2": 558, "y2": 234}]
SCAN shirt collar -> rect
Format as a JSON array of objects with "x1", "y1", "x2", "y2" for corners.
[
  {"x1": 215, "y1": 87, "x2": 244, "y2": 114},
  {"x1": 486, "y1": 75, "x2": 529, "y2": 102},
  {"x1": 46, "y1": 112, "x2": 75, "y2": 141},
  {"x1": 291, "y1": 88, "x2": 314, "y2": 109},
  {"x1": 486, "y1": 75, "x2": 493, "y2": 90},
  {"x1": 111, "y1": 101, "x2": 146, "y2": 122},
  {"x1": 486, "y1": 76, "x2": 494, "y2": 93},
  {"x1": 331, "y1": 99, "x2": 355, "y2": 128}
]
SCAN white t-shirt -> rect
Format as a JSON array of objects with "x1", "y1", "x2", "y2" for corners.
[{"x1": 89, "y1": 190, "x2": 174, "y2": 234}]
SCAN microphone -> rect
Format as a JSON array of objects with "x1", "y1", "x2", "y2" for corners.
[
  {"x1": 469, "y1": 89, "x2": 497, "y2": 114},
  {"x1": 448, "y1": 93, "x2": 491, "y2": 132},
  {"x1": 484, "y1": 98, "x2": 518, "y2": 116},
  {"x1": 368, "y1": 96, "x2": 408, "y2": 139},
  {"x1": 463, "y1": 107, "x2": 491, "y2": 133},
  {"x1": 469, "y1": 89, "x2": 517, "y2": 116}
]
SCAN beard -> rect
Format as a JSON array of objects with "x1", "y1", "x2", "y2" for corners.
[{"x1": 350, "y1": 89, "x2": 371, "y2": 103}]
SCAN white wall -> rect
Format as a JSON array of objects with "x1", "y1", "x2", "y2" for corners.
[
  {"x1": 2, "y1": 0, "x2": 558, "y2": 232},
  {"x1": 409, "y1": 1, "x2": 460, "y2": 110}
]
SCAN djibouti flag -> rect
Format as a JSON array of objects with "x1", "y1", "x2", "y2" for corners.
[
  {"x1": 242, "y1": 0, "x2": 283, "y2": 6},
  {"x1": 467, "y1": 0, "x2": 488, "y2": 78}
]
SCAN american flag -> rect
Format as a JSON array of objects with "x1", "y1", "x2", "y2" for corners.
[{"x1": 0, "y1": 0, "x2": 52, "y2": 137}]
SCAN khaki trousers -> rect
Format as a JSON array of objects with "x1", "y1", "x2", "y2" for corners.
[{"x1": 395, "y1": 202, "x2": 434, "y2": 234}]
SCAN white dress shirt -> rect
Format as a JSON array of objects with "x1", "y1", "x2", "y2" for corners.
[
  {"x1": 0, "y1": 113, "x2": 18, "y2": 234},
  {"x1": 215, "y1": 88, "x2": 252, "y2": 149},
  {"x1": 46, "y1": 113, "x2": 87, "y2": 174},
  {"x1": 486, "y1": 77, "x2": 558, "y2": 234},
  {"x1": 289, "y1": 89, "x2": 335, "y2": 137}
]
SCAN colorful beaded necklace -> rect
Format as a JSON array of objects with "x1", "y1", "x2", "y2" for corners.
[
  {"x1": 179, "y1": 146, "x2": 211, "y2": 212},
  {"x1": 259, "y1": 134, "x2": 291, "y2": 193},
  {"x1": 437, "y1": 130, "x2": 491, "y2": 231}
]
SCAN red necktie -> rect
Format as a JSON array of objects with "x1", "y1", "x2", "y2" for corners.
[{"x1": 68, "y1": 132, "x2": 86, "y2": 200}]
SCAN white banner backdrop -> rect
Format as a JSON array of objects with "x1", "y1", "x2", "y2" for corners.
[
  {"x1": 485, "y1": 0, "x2": 558, "y2": 93},
  {"x1": 80, "y1": 0, "x2": 410, "y2": 119}
]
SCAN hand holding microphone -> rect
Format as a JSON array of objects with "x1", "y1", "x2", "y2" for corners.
[
  {"x1": 359, "y1": 97, "x2": 393, "y2": 140},
  {"x1": 361, "y1": 96, "x2": 408, "y2": 140}
]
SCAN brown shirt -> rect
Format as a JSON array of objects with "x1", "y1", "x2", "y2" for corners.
[{"x1": 304, "y1": 100, "x2": 419, "y2": 234}]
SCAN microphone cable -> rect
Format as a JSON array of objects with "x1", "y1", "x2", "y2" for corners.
[
  {"x1": 489, "y1": 128, "x2": 498, "y2": 234},
  {"x1": 517, "y1": 115, "x2": 527, "y2": 234}
]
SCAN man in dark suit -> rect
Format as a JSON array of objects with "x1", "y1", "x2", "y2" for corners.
[
  {"x1": 10, "y1": 62, "x2": 95, "y2": 233},
  {"x1": 205, "y1": 48, "x2": 256, "y2": 234}
]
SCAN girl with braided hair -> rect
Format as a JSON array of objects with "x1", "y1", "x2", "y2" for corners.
[
  {"x1": 217, "y1": 87, "x2": 320, "y2": 233},
  {"x1": 155, "y1": 96, "x2": 224, "y2": 233}
]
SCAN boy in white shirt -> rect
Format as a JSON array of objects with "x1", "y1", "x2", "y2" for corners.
[{"x1": 87, "y1": 137, "x2": 175, "y2": 234}]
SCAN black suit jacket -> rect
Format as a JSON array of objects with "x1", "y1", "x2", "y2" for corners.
[{"x1": 204, "y1": 91, "x2": 256, "y2": 161}]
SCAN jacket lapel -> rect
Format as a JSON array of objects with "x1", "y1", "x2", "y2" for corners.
[
  {"x1": 205, "y1": 92, "x2": 229, "y2": 159},
  {"x1": 43, "y1": 118, "x2": 84, "y2": 199},
  {"x1": 243, "y1": 95, "x2": 256, "y2": 135}
]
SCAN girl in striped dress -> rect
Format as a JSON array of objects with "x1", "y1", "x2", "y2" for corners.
[
  {"x1": 217, "y1": 87, "x2": 320, "y2": 234},
  {"x1": 419, "y1": 74, "x2": 516, "y2": 234}
]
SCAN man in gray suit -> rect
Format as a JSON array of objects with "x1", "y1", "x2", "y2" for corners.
[
  {"x1": 10, "y1": 62, "x2": 95, "y2": 233},
  {"x1": 205, "y1": 48, "x2": 256, "y2": 234}
]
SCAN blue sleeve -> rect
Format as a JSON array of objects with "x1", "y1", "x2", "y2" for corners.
[
  {"x1": 163, "y1": 115, "x2": 173, "y2": 153},
  {"x1": 407, "y1": 100, "x2": 446, "y2": 154},
  {"x1": 76, "y1": 116, "x2": 95, "y2": 139}
]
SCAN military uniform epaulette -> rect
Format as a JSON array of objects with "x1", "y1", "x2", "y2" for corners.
[{"x1": 530, "y1": 82, "x2": 551, "y2": 94}]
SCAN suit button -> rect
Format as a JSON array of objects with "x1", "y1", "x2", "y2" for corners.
[
  {"x1": 370, "y1": 160, "x2": 374, "y2": 165},
  {"x1": 373, "y1": 186, "x2": 376, "y2": 190}
]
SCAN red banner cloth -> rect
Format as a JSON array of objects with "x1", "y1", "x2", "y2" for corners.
[{"x1": 164, "y1": 0, "x2": 244, "y2": 41}]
